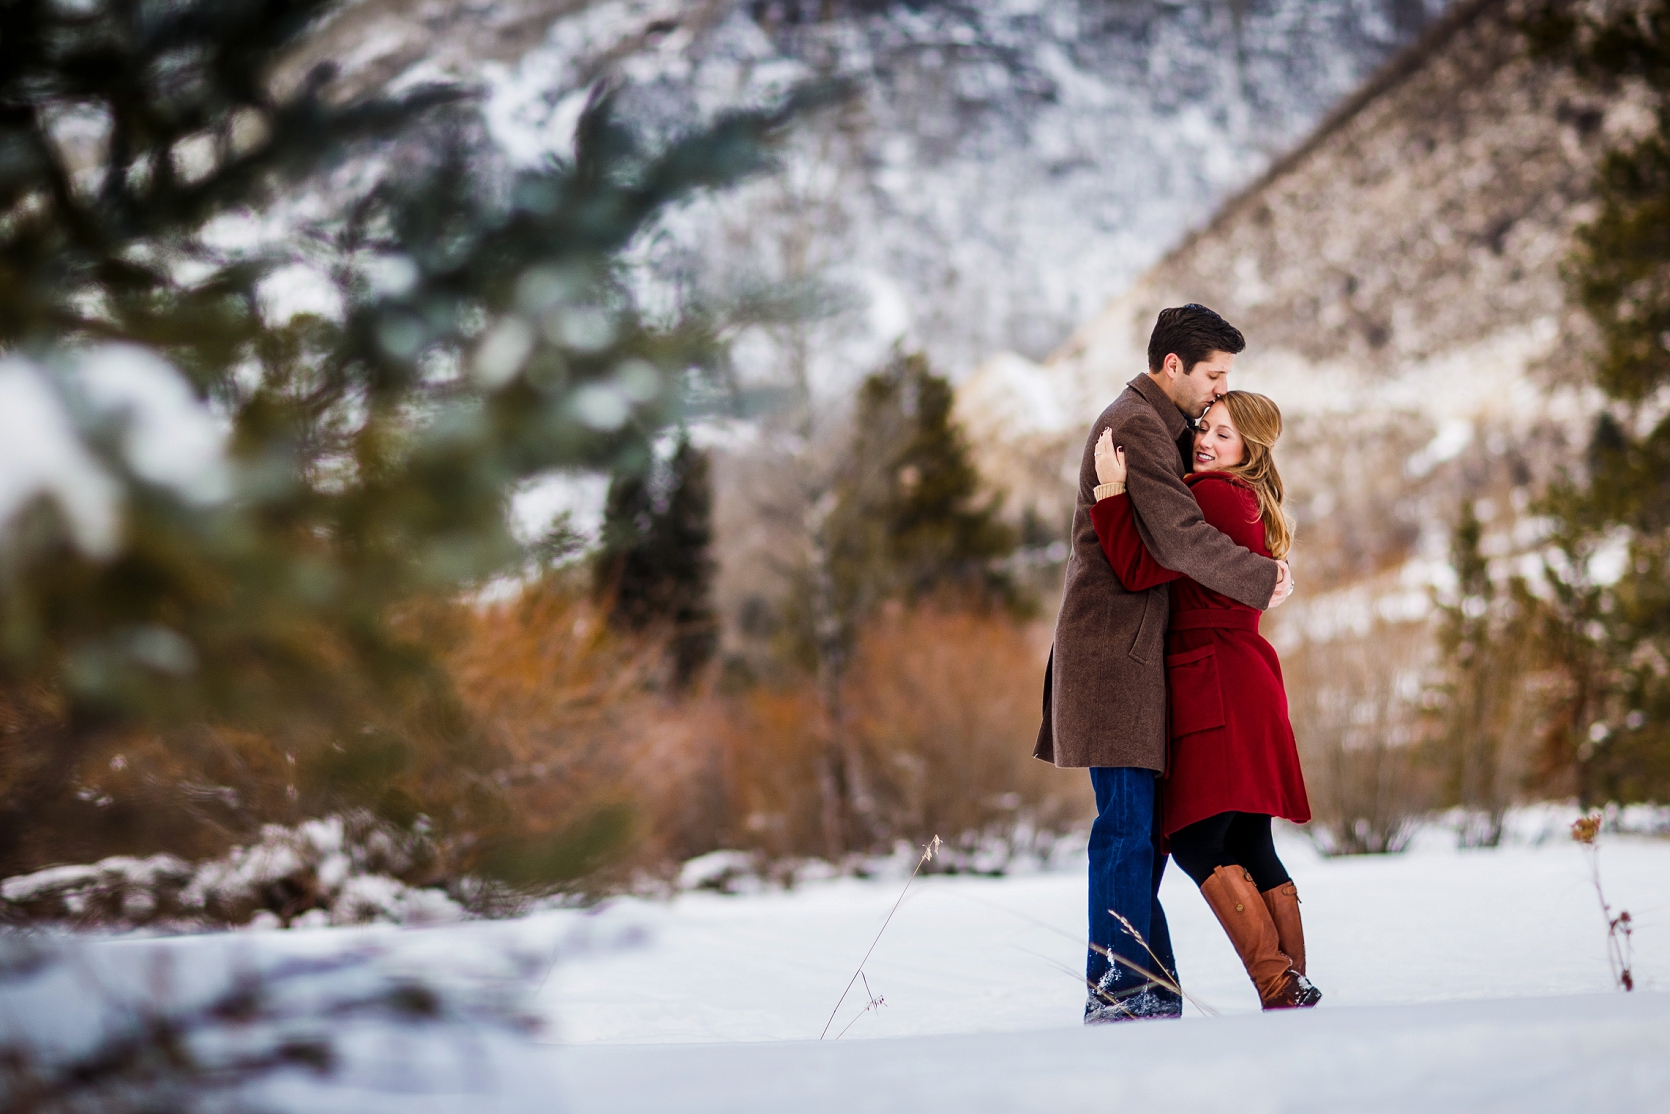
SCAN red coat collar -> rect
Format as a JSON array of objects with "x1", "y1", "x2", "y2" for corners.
[{"x1": 1186, "y1": 469, "x2": 1249, "y2": 489}]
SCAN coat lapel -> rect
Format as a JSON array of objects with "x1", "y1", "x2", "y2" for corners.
[{"x1": 1128, "y1": 374, "x2": 1190, "y2": 477}]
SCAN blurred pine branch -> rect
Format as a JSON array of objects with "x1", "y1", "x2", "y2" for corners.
[{"x1": 0, "y1": 0, "x2": 836, "y2": 880}]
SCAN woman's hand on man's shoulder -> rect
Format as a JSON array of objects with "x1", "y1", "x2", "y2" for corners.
[{"x1": 1094, "y1": 429, "x2": 1127, "y2": 487}]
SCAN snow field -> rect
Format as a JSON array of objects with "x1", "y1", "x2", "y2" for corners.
[
  {"x1": 535, "y1": 827, "x2": 1670, "y2": 1043},
  {"x1": 6, "y1": 823, "x2": 1665, "y2": 1112},
  {"x1": 552, "y1": 992, "x2": 1670, "y2": 1114},
  {"x1": 541, "y1": 828, "x2": 1670, "y2": 1112}
]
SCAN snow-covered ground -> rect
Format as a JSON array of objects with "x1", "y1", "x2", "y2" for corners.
[
  {"x1": 538, "y1": 822, "x2": 1668, "y2": 1042},
  {"x1": 554, "y1": 992, "x2": 1670, "y2": 1113},
  {"x1": 6, "y1": 820, "x2": 1667, "y2": 1112}
]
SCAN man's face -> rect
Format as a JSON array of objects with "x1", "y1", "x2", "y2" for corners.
[{"x1": 1160, "y1": 350, "x2": 1233, "y2": 420}]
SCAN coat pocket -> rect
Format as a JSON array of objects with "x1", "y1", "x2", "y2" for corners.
[
  {"x1": 1127, "y1": 589, "x2": 1158, "y2": 664},
  {"x1": 1165, "y1": 646, "x2": 1227, "y2": 739}
]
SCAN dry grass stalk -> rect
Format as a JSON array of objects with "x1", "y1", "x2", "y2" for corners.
[
  {"x1": 1570, "y1": 813, "x2": 1635, "y2": 992},
  {"x1": 821, "y1": 834, "x2": 941, "y2": 1040},
  {"x1": 833, "y1": 972, "x2": 887, "y2": 1039},
  {"x1": 937, "y1": 889, "x2": 1220, "y2": 1019},
  {"x1": 1102, "y1": 909, "x2": 1218, "y2": 1017}
]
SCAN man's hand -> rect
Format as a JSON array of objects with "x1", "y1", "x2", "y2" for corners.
[{"x1": 1268, "y1": 560, "x2": 1293, "y2": 609}]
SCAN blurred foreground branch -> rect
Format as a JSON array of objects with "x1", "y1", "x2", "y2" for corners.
[{"x1": 0, "y1": 0, "x2": 836, "y2": 882}]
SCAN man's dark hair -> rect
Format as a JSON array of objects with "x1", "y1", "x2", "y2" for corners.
[{"x1": 1146, "y1": 303, "x2": 1245, "y2": 373}]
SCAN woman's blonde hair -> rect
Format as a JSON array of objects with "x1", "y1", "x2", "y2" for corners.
[{"x1": 1215, "y1": 391, "x2": 1294, "y2": 560}]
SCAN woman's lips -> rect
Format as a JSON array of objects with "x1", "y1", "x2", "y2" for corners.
[{"x1": 1195, "y1": 451, "x2": 1213, "y2": 464}]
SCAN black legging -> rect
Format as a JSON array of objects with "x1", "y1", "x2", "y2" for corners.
[{"x1": 1169, "y1": 812, "x2": 1291, "y2": 892}]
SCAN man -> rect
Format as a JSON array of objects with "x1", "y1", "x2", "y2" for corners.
[{"x1": 1036, "y1": 304, "x2": 1292, "y2": 1022}]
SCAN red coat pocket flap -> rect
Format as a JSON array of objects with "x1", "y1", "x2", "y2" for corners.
[{"x1": 1165, "y1": 646, "x2": 1227, "y2": 739}]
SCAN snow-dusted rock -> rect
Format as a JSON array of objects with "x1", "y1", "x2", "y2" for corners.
[
  {"x1": 0, "y1": 854, "x2": 194, "y2": 924},
  {"x1": 2, "y1": 812, "x2": 466, "y2": 931},
  {"x1": 678, "y1": 850, "x2": 761, "y2": 895}
]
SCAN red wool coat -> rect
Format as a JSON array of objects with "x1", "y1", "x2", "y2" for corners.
[{"x1": 1089, "y1": 471, "x2": 1311, "y2": 837}]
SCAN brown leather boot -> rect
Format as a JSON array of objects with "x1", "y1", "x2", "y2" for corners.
[
  {"x1": 1260, "y1": 882, "x2": 1307, "y2": 977},
  {"x1": 1200, "y1": 866, "x2": 1319, "y2": 1010}
]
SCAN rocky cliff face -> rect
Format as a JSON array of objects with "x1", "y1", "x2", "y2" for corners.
[{"x1": 957, "y1": 0, "x2": 1627, "y2": 635}]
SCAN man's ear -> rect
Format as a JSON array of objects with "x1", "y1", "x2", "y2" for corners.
[{"x1": 1161, "y1": 353, "x2": 1182, "y2": 381}]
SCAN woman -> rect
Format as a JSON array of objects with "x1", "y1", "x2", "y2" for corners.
[{"x1": 1089, "y1": 390, "x2": 1321, "y2": 1011}]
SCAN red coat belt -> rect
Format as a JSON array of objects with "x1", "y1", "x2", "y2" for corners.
[{"x1": 1169, "y1": 609, "x2": 1260, "y2": 633}]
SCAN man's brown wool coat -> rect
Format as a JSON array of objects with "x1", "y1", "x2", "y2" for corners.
[{"x1": 1035, "y1": 374, "x2": 1280, "y2": 771}]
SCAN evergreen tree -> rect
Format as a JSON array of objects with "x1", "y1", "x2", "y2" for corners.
[
  {"x1": 786, "y1": 348, "x2": 1020, "y2": 854},
  {"x1": 0, "y1": 0, "x2": 825, "y2": 875},
  {"x1": 824, "y1": 348, "x2": 1020, "y2": 633},
  {"x1": 1432, "y1": 502, "x2": 1542, "y2": 846},
  {"x1": 1524, "y1": 2, "x2": 1670, "y2": 803},
  {"x1": 789, "y1": 349, "x2": 1020, "y2": 682},
  {"x1": 595, "y1": 432, "x2": 718, "y2": 688},
  {"x1": 861, "y1": 351, "x2": 1022, "y2": 604}
]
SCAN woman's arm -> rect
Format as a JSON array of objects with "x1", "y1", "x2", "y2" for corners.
[
  {"x1": 1090, "y1": 494, "x2": 1184, "y2": 591},
  {"x1": 1089, "y1": 432, "x2": 1184, "y2": 592}
]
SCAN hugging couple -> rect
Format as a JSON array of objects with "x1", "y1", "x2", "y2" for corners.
[{"x1": 1036, "y1": 303, "x2": 1320, "y2": 1022}]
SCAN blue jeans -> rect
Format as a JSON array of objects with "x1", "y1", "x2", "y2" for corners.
[{"x1": 1087, "y1": 767, "x2": 1179, "y2": 1012}]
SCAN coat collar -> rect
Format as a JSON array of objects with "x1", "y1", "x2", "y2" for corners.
[
  {"x1": 1128, "y1": 374, "x2": 1189, "y2": 441},
  {"x1": 1186, "y1": 469, "x2": 1247, "y2": 489}
]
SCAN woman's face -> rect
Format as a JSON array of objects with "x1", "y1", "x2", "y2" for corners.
[{"x1": 1192, "y1": 401, "x2": 1246, "y2": 471}]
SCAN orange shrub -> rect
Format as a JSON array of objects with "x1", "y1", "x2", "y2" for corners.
[
  {"x1": 845, "y1": 605, "x2": 1086, "y2": 857},
  {"x1": 671, "y1": 604, "x2": 1088, "y2": 866},
  {"x1": 3, "y1": 580, "x2": 1086, "y2": 889},
  {"x1": 442, "y1": 578, "x2": 669, "y2": 882}
]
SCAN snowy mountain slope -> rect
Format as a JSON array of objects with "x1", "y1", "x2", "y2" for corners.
[
  {"x1": 1029, "y1": 0, "x2": 1605, "y2": 415},
  {"x1": 292, "y1": 0, "x2": 1452, "y2": 378},
  {"x1": 281, "y1": 0, "x2": 1468, "y2": 639}
]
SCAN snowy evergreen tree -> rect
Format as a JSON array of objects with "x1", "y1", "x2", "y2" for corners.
[
  {"x1": 1433, "y1": 502, "x2": 1541, "y2": 846},
  {"x1": 840, "y1": 350, "x2": 1020, "y2": 612},
  {"x1": 1526, "y1": 1, "x2": 1670, "y2": 803},
  {"x1": 871, "y1": 356, "x2": 1018, "y2": 603}
]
